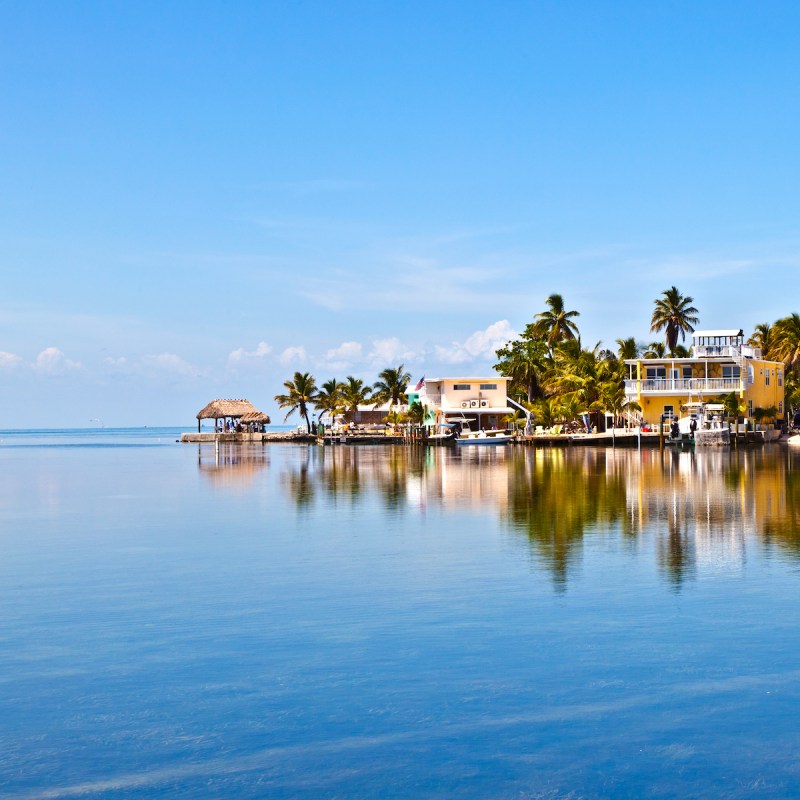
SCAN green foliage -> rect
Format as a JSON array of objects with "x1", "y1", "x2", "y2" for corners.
[
  {"x1": 274, "y1": 371, "x2": 318, "y2": 431},
  {"x1": 650, "y1": 286, "x2": 699, "y2": 355}
]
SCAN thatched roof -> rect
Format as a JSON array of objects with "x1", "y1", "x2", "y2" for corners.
[
  {"x1": 196, "y1": 399, "x2": 259, "y2": 420},
  {"x1": 240, "y1": 411, "x2": 271, "y2": 424}
]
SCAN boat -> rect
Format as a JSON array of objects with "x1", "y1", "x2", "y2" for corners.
[
  {"x1": 787, "y1": 434, "x2": 800, "y2": 446},
  {"x1": 666, "y1": 402, "x2": 731, "y2": 447},
  {"x1": 454, "y1": 426, "x2": 511, "y2": 446},
  {"x1": 425, "y1": 423, "x2": 457, "y2": 446}
]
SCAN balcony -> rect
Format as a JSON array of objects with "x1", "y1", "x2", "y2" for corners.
[
  {"x1": 693, "y1": 344, "x2": 761, "y2": 359},
  {"x1": 625, "y1": 378, "x2": 742, "y2": 395}
]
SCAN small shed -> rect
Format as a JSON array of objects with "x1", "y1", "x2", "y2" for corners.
[{"x1": 195, "y1": 399, "x2": 270, "y2": 432}]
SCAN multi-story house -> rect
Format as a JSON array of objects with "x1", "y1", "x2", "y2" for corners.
[
  {"x1": 624, "y1": 329, "x2": 785, "y2": 424},
  {"x1": 409, "y1": 377, "x2": 516, "y2": 430}
]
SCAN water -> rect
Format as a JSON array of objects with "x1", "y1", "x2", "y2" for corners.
[{"x1": 2, "y1": 433, "x2": 800, "y2": 798}]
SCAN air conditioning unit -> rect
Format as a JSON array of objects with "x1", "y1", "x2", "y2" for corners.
[
  {"x1": 461, "y1": 401, "x2": 469, "y2": 409},
  {"x1": 480, "y1": 400, "x2": 488, "y2": 408},
  {"x1": 470, "y1": 400, "x2": 479, "y2": 408}
]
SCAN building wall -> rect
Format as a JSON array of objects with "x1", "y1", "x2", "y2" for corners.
[{"x1": 633, "y1": 358, "x2": 784, "y2": 423}]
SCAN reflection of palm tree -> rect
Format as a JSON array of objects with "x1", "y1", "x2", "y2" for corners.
[
  {"x1": 530, "y1": 294, "x2": 580, "y2": 349},
  {"x1": 505, "y1": 450, "x2": 629, "y2": 589},
  {"x1": 372, "y1": 364, "x2": 411, "y2": 407},
  {"x1": 650, "y1": 286, "x2": 699, "y2": 356},
  {"x1": 274, "y1": 371, "x2": 318, "y2": 431}
]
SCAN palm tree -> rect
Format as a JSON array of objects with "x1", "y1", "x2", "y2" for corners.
[
  {"x1": 650, "y1": 286, "x2": 699, "y2": 355},
  {"x1": 528, "y1": 294, "x2": 580, "y2": 349},
  {"x1": 372, "y1": 364, "x2": 411, "y2": 408},
  {"x1": 274, "y1": 371, "x2": 317, "y2": 432},
  {"x1": 772, "y1": 313, "x2": 800, "y2": 374},
  {"x1": 494, "y1": 337, "x2": 550, "y2": 403},
  {"x1": 643, "y1": 341, "x2": 666, "y2": 359},
  {"x1": 748, "y1": 323, "x2": 773, "y2": 359},
  {"x1": 340, "y1": 376, "x2": 372, "y2": 422},
  {"x1": 616, "y1": 337, "x2": 640, "y2": 361},
  {"x1": 315, "y1": 378, "x2": 343, "y2": 423}
]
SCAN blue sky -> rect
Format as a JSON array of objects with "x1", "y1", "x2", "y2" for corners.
[{"x1": 2, "y1": 2, "x2": 800, "y2": 426}]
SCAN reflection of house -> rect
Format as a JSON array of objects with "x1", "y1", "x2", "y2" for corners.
[
  {"x1": 412, "y1": 377, "x2": 514, "y2": 430},
  {"x1": 624, "y1": 329, "x2": 785, "y2": 424}
]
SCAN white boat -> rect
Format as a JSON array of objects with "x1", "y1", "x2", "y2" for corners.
[
  {"x1": 787, "y1": 434, "x2": 800, "y2": 446},
  {"x1": 455, "y1": 428, "x2": 511, "y2": 446},
  {"x1": 667, "y1": 402, "x2": 731, "y2": 447}
]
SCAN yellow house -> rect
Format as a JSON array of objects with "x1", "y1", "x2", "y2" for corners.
[{"x1": 624, "y1": 329, "x2": 785, "y2": 424}]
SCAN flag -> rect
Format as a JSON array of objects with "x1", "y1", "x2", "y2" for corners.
[{"x1": 414, "y1": 376, "x2": 425, "y2": 391}]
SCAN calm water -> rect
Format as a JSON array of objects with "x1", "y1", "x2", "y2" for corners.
[{"x1": 2, "y1": 432, "x2": 800, "y2": 798}]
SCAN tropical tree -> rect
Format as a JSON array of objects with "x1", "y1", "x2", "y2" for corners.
[
  {"x1": 643, "y1": 341, "x2": 666, "y2": 359},
  {"x1": 407, "y1": 400, "x2": 426, "y2": 425},
  {"x1": 372, "y1": 364, "x2": 411, "y2": 407},
  {"x1": 748, "y1": 323, "x2": 774, "y2": 359},
  {"x1": 274, "y1": 371, "x2": 318, "y2": 432},
  {"x1": 601, "y1": 380, "x2": 640, "y2": 430},
  {"x1": 615, "y1": 337, "x2": 640, "y2": 361},
  {"x1": 315, "y1": 378, "x2": 343, "y2": 422},
  {"x1": 494, "y1": 337, "x2": 550, "y2": 403},
  {"x1": 528, "y1": 293, "x2": 580, "y2": 349},
  {"x1": 772, "y1": 313, "x2": 800, "y2": 375},
  {"x1": 650, "y1": 286, "x2": 699, "y2": 355},
  {"x1": 339, "y1": 376, "x2": 373, "y2": 422}
]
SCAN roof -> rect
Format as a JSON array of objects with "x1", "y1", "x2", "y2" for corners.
[
  {"x1": 692, "y1": 329, "x2": 743, "y2": 338},
  {"x1": 240, "y1": 411, "x2": 271, "y2": 424},
  {"x1": 196, "y1": 399, "x2": 260, "y2": 419},
  {"x1": 421, "y1": 377, "x2": 510, "y2": 383}
]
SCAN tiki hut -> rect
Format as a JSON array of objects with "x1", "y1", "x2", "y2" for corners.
[{"x1": 195, "y1": 399, "x2": 270, "y2": 433}]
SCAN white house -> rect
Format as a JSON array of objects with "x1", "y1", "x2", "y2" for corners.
[{"x1": 410, "y1": 377, "x2": 515, "y2": 430}]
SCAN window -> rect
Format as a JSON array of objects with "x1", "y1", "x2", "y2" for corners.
[
  {"x1": 479, "y1": 383, "x2": 497, "y2": 391},
  {"x1": 646, "y1": 367, "x2": 666, "y2": 379},
  {"x1": 779, "y1": 371, "x2": 784, "y2": 387},
  {"x1": 722, "y1": 365, "x2": 740, "y2": 379},
  {"x1": 766, "y1": 369, "x2": 771, "y2": 386},
  {"x1": 682, "y1": 366, "x2": 693, "y2": 379},
  {"x1": 453, "y1": 384, "x2": 471, "y2": 391},
  {"x1": 779, "y1": 401, "x2": 784, "y2": 414},
  {"x1": 663, "y1": 405, "x2": 674, "y2": 418},
  {"x1": 748, "y1": 400, "x2": 754, "y2": 416}
]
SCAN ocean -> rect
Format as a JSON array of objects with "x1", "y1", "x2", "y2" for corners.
[{"x1": 1, "y1": 431, "x2": 799, "y2": 798}]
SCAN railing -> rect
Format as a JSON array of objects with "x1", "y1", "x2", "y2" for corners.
[
  {"x1": 625, "y1": 378, "x2": 742, "y2": 394},
  {"x1": 693, "y1": 345, "x2": 761, "y2": 359}
]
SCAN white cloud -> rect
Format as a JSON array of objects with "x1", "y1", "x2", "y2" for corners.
[
  {"x1": 34, "y1": 347, "x2": 82, "y2": 374},
  {"x1": 279, "y1": 345, "x2": 307, "y2": 365},
  {"x1": 434, "y1": 320, "x2": 516, "y2": 365},
  {"x1": 228, "y1": 341, "x2": 273, "y2": 364},
  {"x1": 0, "y1": 351, "x2": 22, "y2": 368},
  {"x1": 141, "y1": 353, "x2": 202, "y2": 377},
  {"x1": 104, "y1": 356, "x2": 128, "y2": 367},
  {"x1": 367, "y1": 337, "x2": 415, "y2": 366},
  {"x1": 324, "y1": 341, "x2": 363, "y2": 368}
]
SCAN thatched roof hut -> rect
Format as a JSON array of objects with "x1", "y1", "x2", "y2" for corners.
[
  {"x1": 195, "y1": 399, "x2": 270, "y2": 431},
  {"x1": 240, "y1": 411, "x2": 271, "y2": 425}
]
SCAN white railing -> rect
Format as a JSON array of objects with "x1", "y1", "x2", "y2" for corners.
[
  {"x1": 626, "y1": 378, "x2": 742, "y2": 394},
  {"x1": 693, "y1": 345, "x2": 761, "y2": 359}
]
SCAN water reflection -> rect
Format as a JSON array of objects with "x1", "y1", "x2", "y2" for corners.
[
  {"x1": 202, "y1": 443, "x2": 800, "y2": 590},
  {"x1": 196, "y1": 443, "x2": 269, "y2": 491}
]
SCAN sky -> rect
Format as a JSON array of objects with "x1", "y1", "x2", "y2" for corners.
[{"x1": 2, "y1": 1, "x2": 800, "y2": 427}]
